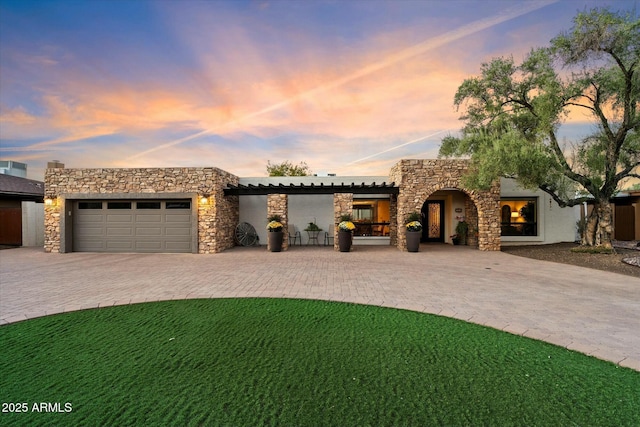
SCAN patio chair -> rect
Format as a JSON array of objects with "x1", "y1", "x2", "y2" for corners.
[
  {"x1": 324, "y1": 225, "x2": 335, "y2": 246},
  {"x1": 288, "y1": 224, "x2": 301, "y2": 246}
]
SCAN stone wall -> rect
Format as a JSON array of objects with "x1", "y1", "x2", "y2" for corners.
[
  {"x1": 267, "y1": 194, "x2": 288, "y2": 251},
  {"x1": 464, "y1": 195, "x2": 479, "y2": 247},
  {"x1": 389, "y1": 195, "x2": 398, "y2": 246},
  {"x1": 333, "y1": 193, "x2": 353, "y2": 251},
  {"x1": 44, "y1": 167, "x2": 239, "y2": 253},
  {"x1": 390, "y1": 159, "x2": 500, "y2": 251}
]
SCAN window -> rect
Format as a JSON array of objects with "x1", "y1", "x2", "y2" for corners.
[
  {"x1": 166, "y1": 201, "x2": 191, "y2": 209},
  {"x1": 500, "y1": 198, "x2": 537, "y2": 236},
  {"x1": 137, "y1": 201, "x2": 161, "y2": 209},
  {"x1": 107, "y1": 202, "x2": 132, "y2": 209},
  {"x1": 352, "y1": 198, "x2": 391, "y2": 236},
  {"x1": 78, "y1": 202, "x2": 102, "y2": 209}
]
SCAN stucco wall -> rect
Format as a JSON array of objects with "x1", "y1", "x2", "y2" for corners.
[
  {"x1": 500, "y1": 178, "x2": 577, "y2": 245},
  {"x1": 44, "y1": 167, "x2": 239, "y2": 253}
]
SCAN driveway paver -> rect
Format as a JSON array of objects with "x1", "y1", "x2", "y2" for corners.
[{"x1": 1, "y1": 245, "x2": 639, "y2": 370}]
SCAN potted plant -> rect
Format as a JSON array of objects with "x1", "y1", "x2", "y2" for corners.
[
  {"x1": 455, "y1": 220, "x2": 469, "y2": 246},
  {"x1": 304, "y1": 222, "x2": 322, "y2": 232},
  {"x1": 337, "y1": 214, "x2": 355, "y2": 252},
  {"x1": 266, "y1": 215, "x2": 284, "y2": 252},
  {"x1": 304, "y1": 221, "x2": 323, "y2": 245},
  {"x1": 405, "y1": 212, "x2": 422, "y2": 252}
]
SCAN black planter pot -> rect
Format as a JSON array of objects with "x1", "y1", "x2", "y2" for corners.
[
  {"x1": 406, "y1": 231, "x2": 421, "y2": 252},
  {"x1": 268, "y1": 231, "x2": 283, "y2": 252},
  {"x1": 338, "y1": 230, "x2": 352, "y2": 252}
]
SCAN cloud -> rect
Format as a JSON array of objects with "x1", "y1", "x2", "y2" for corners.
[
  {"x1": 2, "y1": 0, "x2": 571, "y2": 179},
  {"x1": 124, "y1": 0, "x2": 559, "y2": 161},
  {"x1": 0, "y1": 105, "x2": 36, "y2": 125}
]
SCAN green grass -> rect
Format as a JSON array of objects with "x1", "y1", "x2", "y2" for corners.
[{"x1": 1, "y1": 298, "x2": 638, "y2": 426}]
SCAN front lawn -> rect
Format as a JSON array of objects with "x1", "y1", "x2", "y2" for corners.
[{"x1": 1, "y1": 298, "x2": 638, "y2": 426}]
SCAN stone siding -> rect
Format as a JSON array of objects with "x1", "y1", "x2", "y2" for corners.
[
  {"x1": 464, "y1": 195, "x2": 479, "y2": 247},
  {"x1": 390, "y1": 159, "x2": 500, "y2": 251},
  {"x1": 44, "y1": 167, "x2": 239, "y2": 253},
  {"x1": 333, "y1": 193, "x2": 353, "y2": 251},
  {"x1": 267, "y1": 194, "x2": 288, "y2": 251}
]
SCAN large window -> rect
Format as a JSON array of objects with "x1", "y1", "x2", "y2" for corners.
[
  {"x1": 500, "y1": 198, "x2": 538, "y2": 236},
  {"x1": 352, "y1": 199, "x2": 391, "y2": 236}
]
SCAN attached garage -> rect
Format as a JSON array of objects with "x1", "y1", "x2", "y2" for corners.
[{"x1": 73, "y1": 199, "x2": 193, "y2": 253}]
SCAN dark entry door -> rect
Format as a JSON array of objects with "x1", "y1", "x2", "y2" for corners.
[
  {"x1": 0, "y1": 207, "x2": 22, "y2": 245},
  {"x1": 422, "y1": 201, "x2": 445, "y2": 242},
  {"x1": 615, "y1": 205, "x2": 635, "y2": 241}
]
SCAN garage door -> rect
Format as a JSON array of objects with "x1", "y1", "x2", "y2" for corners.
[{"x1": 73, "y1": 200, "x2": 192, "y2": 253}]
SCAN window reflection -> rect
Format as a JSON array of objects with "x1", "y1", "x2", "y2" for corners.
[
  {"x1": 352, "y1": 199, "x2": 390, "y2": 236},
  {"x1": 500, "y1": 198, "x2": 538, "y2": 236}
]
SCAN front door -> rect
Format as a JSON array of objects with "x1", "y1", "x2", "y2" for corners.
[{"x1": 422, "y1": 201, "x2": 445, "y2": 242}]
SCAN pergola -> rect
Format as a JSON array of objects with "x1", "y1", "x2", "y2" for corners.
[
  {"x1": 224, "y1": 181, "x2": 399, "y2": 251},
  {"x1": 224, "y1": 182, "x2": 399, "y2": 196}
]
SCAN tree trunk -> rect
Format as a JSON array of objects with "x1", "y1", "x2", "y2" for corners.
[{"x1": 581, "y1": 200, "x2": 613, "y2": 248}]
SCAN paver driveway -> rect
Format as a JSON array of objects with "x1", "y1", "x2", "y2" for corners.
[{"x1": 1, "y1": 245, "x2": 639, "y2": 370}]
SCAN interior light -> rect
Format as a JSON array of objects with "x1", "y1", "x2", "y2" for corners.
[{"x1": 511, "y1": 212, "x2": 519, "y2": 218}]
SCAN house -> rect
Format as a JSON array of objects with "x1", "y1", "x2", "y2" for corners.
[
  {"x1": 0, "y1": 173, "x2": 45, "y2": 247},
  {"x1": 43, "y1": 159, "x2": 577, "y2": 253}
]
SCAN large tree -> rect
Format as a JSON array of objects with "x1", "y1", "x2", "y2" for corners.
[{"x1": 440, "y1": 8, "x2": 639, "y2": 248}]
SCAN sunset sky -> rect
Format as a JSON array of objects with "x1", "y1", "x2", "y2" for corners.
[{"x1": 0, "y1": 0, "x2": 632, "y2": 180}]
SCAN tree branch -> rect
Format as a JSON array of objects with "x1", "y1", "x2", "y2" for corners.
[
  {"x1": 547, "y1": 130, "x2": 591, "y2": 188},
  {"x1": 614, "y1": 161, "x2": 640, "y2": 183},
  {"x1": 564, "y1": 101, "x2": 596, "y2": 112},
  {"x1": 590, "y1": 82, "x2": 616, "y2": 143},
  {"x1": 538, "y1": 183, "x2": 591, "y2": 207}
]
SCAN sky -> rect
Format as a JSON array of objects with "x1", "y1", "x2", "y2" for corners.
[{"x1": 0, "y1": 0, "x2": 634, "y2": 180}]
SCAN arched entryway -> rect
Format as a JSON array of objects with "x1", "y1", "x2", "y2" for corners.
[
  {"x1": 420, "y1": 189, "x2": 479, "y2": 246},
  {"x1": 389, "y1": 159, "x2": 500, "y2": 251}
]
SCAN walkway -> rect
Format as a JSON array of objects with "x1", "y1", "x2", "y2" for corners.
[{"x1": 1, "y1": 245, "x2": 638, "y2": 370}]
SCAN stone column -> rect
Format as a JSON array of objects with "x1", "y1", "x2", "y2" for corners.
[
  {"x1": 267, "y1": 194, "x2": 288, "y2": 251},
  {"x1": 475, "y1": 183, "x2": 501, "y2": 251},
  {"x1": 389, "y1": 194, "x2": 398, "y2": 246},
  {"x1": 464, "y1": 195, "x2": 479, "y2": 248},
  {"x1": 44, "y1": 202, "x2": 61, "y2": 253},
  {"x1": 333, "y1": 193, "x2": 353, "y2": 251}
]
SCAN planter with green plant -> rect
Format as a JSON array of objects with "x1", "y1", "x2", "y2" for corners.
[
  {"x1": 304, "y1": 221, "x2": 323, "y2": 245},
  {"x1": 455, "y1": 220, "x2": 469, "y2": 246}
]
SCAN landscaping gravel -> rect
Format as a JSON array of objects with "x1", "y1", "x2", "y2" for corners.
[{"x1": 502, "y1": 241, "x2": 640, "y2": 278}]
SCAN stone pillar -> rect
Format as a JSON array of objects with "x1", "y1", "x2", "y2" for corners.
[
  {"x1": 334, "y1": 193, "x2": 353, "y2": 251},
  {"x1": 44, "y1": 202, "x2": 61, "y2": 253},
  {"x1": 267, "y1": 194, "x2": 288, "y2": 251},
  {"x1": 476, "y1": 184, "x2": 501, "y2": 251},
  {"x1": 44, "y1": 167, "x2": 62, "y2": 253},
  {"x1": 395, "y1": 188, "x2": 421, "y2": 251},
  {"x1": 464, "y1": 195, "x2": 479, "y2": 248},
  {"x1": 389, "y1": 194, "x2": 398, "y2": 246}
]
